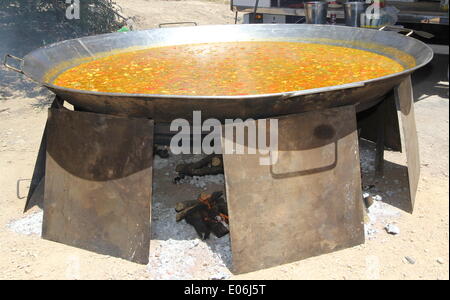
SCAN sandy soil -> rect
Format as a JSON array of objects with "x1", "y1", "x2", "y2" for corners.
[
  {"x1": 118, "y1": 0, "x2": 235, "y2": 29},
  {"x1": 0, "y1": 0, "x2": 448, "y2": 280}
]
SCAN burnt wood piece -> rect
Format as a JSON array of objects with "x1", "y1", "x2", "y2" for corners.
[
  {"x1": 184, "y1": 203, "x2": 229, "y2": 239},
  {"x1": 154, "y1": 145, "x2": 170, "y2": 158},
  {"x1": 176, "y1": 203, "x2": 199, "y2": 222},
  {"x1": 42, "y1": 108, "x2": 154, "y2": 264},
  {"x1": 175, "y1": 154, "x2": 223, "y2": 176},
  {"x1": 223, "y1": 105, "x2": 364, "y2": 274},
  {"x1": 175, "y1": 192, "x2": 225, "y2": 218},
  {"x1": 177, "y1": 192, "x2": 229, "y2": 238},
  {"x1": 184, "y1": 204, "x2": 212, "y2": 240},
  {"x1": 175, "y1": 200, "x2": 199, "y2": 213},
  {"x1": 207, "y1": 192, "x2": 228, "y2": 217},
  {"x1": 208, "y1": 220, "x2": 229, "y2": 238}
]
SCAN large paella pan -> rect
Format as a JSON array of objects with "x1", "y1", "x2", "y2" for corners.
[{"x1": 4, "y1": 24, "x2": 433, "y2": 122}]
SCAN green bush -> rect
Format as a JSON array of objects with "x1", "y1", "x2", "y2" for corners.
[{"x1": 1, "y1": 0, "x2": 126, "y2": 36}]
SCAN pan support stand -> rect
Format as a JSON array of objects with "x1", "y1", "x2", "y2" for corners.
[
  {"x1": 26, "y1": 97, "x2": 154, "y2": 264},
  {"x1": 359, "y1": 75, "x2": 420, "y2": 213},
  {"x1": 23, "y1": 75, "x2": 420, "y2": 271},
  {"x1": 222, "y1": 105, "x2": 365, "y2": 274}
]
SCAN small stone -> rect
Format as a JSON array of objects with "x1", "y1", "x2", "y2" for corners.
[
  {"x1": 385, "y1": 223, "x2": 400, "y2": 235},
  {"x1": 404, "y1": 256, "x2": 415, "y2": 264},
  {"x1": 436, "y1": 258, "x2": 444, "y2": 265},
  {"x1": 363, "y1": 184, "x2": 375, "y2": 190},
  {"x1": 209, "y1": 274, "x2": 227, "y2": 280},
  {"x1": 373, "y1": 195, "x2": 383, "y2": 201}
]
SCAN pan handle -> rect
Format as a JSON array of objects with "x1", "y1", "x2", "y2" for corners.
[
  {"x1": 379, "y1": 25, "x2": 414, "y2": 37},
  {"x1": 3, "y1": 54, "x2": 24, "y2": 74},
  {"x1": 158, "y1": 22, "x2": 198, "y2": 28}
]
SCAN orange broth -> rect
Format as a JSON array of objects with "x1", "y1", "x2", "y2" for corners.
[{"x1": 53, "y1": 41, "x2": 405, "y2": 96}]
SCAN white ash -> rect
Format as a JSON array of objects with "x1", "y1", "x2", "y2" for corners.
[
  {"x1": 153, "y1": 155, "x2": 170, "y2": 170},
  {"x1": 177, "y1": 174, "x2": 225, "y2": 189},
  {"x1": 7, "y1": 204, "x2": 232, "y2": 280},
  {"x1": 368, "y1": 200, "x2": 401, "y2": 220},
  {"x1": 359, "y1": 141, "x2": 403, "y2": 240},
  {"x1": 7, "y1": 211, "x2": 43, "y2": 236},
  {"x1": 148, "y1": 202, "x2": 232, "y2": 280},
  {"x1": 363, "y1": 195, "x2": 401, "y2": 240},
  {"x1": 149, "y1": 154, "x2": 230, "y2": 279},
  {"x1": 359, "y1": 144, "x2": 376, "y2": 173}
]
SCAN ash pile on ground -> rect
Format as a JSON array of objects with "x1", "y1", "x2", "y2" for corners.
[
  {"x1": 6, "y1": 143, "x2": 405, "y2": 279},
  {"x1": 150, "y1": 154, "x2": 231, "y2": 279},
  {"x1": 6, "y1": 210, "x2": 43, "y2": 236},
  {"x1": 149, "y1": 202, "x2": 231, "y2": 280},
  {"x1": 359, "y1": 140, "x2": 403, "y2": 240}
]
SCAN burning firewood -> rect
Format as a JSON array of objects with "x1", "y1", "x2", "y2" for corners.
[
  {"x1": 175, "y1": 191, "x2": 229, "y2": 240},
  {"x1": 174, "y1": 155, "x2": 223, "y2": 180},
  {"x1": 175, "y1": 200, "x2": 198, "y2": 213}
]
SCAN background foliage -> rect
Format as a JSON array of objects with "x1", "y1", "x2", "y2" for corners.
[{"x1": 0, "y1": 0, "x2": 126, "y2": 37}]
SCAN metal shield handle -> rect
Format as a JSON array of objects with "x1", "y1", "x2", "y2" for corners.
[
  {"x1": 3, "y1": 54, "x2": 24, "y2": 74},
  {"x1": 379, "y1": 25, "x2": 414, "y2": 37},
  {"x1": 158, "y1": 22, "x2": 198, "y2": 28}
]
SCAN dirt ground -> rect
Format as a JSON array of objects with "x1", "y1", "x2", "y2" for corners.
[{"x1": 0, "y1": 0, "x2": 448, "y2": 280}]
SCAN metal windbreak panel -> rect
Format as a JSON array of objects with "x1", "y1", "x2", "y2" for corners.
[
  {"x1": 42, "y1": 108, "x2": 154, "y2": 264},
  {"x1": 395, "y1": 76, "x2": 420, "y2": 211},
  {"x1": 222, "y1": 105, "x2": 364, "y2": 274}
]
